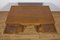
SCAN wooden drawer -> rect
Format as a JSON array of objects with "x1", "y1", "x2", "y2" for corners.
[
  {"x1": 34, "y1": 24, "x2": 57, "y2": 33},
  {"x1": 4, "y1": 24, "x2": 26, "y2": 34}
]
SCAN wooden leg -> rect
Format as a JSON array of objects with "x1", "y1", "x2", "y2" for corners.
[
  {"x1": 34, "y1": 25, "x2": 41, "y2": 32},
  {"x1": 16, "y1": 24, "x2": 26, "y2": 33}
]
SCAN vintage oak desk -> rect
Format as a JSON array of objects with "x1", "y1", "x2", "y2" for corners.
[{"x1": 4, "y1": 6, "x2": 56, "y2": 34}]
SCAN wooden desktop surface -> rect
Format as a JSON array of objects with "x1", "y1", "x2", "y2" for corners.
[{"x1": 6, "y1": 6, "x2": 55, "y2": 25}]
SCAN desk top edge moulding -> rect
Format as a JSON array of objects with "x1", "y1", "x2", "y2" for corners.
[{"x1": 4, "y1": 3, "x2": 57, "y2": 34}]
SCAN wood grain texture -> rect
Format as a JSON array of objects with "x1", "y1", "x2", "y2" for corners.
[
  {"x1": 4, "y1": 6, "x2": 56, "y2": 33},
  {"x1": 6, "y1": 6, "x2": 54, "y2": 24},
  {"x1": 0, "y1": 11, "x2": 60, "y2": 40}
]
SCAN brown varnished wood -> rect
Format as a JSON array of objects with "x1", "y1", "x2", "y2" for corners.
[
  {"x1": 6, "y1": 6, "x2": 55, "y2": 24},
  {"x1": 4, "y1": 6, "x2": 56, "y2": 34}
]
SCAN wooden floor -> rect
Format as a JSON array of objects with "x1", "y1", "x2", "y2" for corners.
[{"x1": 0, "y1": 11, "x2": 60, "y2": 40}]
